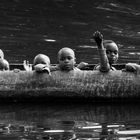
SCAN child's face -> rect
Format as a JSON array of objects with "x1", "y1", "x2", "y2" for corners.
[
  {"x1": 105, "y1": 42, "x2": 119, "y2": 65},
  {"x1": 58, "y1": 49, "x2": 76, "y2": 71}
]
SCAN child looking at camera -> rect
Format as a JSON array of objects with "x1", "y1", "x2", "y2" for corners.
[{"x1": 93, "y1": 31, "x2": 119, "y2": 72}]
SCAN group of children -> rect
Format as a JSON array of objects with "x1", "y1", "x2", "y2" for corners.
[
  {"x1": 0, "y1": 31, "x2": 140, "y2": 74},
  {"x1": 30, "y1": 47, "x2": 82, "y2": 74}
]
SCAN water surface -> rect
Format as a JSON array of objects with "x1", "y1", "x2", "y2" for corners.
[
  {"x1": 1, "y1": 102, "x2": 140, "y2": 139},
  {"x1": 0, "y1": 0, "x2": 140, "y2": 139}
]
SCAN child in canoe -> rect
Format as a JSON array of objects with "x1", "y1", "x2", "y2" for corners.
[
  {"x1": 56, "y1": 47, "x2": 81, "y2": 72},
  {"x1": 93, "y1": 31, "x2": 119, "y2": 72},
  {"x1": 0, "y1": 49, "x2": 9, "y2": 71},
  {"x1": 24, "y1": 54, "x2": 51, "y2": 74},
  {"x1": 24, "y1": 48, "x2": 87, "y2": 72},
  {"x1": 93, "y1": 31, "x2": 140, "y2": 74}
]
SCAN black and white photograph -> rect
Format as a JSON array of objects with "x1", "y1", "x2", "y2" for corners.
[{"x1": 0, "y1": 0, "x2": 140, "y2": 139}]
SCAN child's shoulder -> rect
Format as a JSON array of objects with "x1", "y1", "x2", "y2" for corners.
[{"x1": 0, "y1": 58, "x2": 9, "y2": 70}]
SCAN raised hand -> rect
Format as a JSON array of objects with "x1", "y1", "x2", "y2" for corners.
[
  {"x1": 93, "y1": 31, "x2": 103, "y2": 49},
  {"x1": 23, "y1": 60, "x2": 32, "y2": 71}
]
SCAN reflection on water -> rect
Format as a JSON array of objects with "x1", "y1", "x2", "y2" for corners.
[{"x1": 0, "y1": 102, "x2": 140, "y2": 139}]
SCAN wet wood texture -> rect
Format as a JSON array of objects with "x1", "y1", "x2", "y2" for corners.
[{"x1": 0, "y1": 70, "x2": 139, "y2": 100}]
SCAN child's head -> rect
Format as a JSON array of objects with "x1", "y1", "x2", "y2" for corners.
[
  {"x1": 0, "y1": 49, "x2": 4, "y2": 59},
  {"x1": 58, "y1": 47, "x2": 76, "y2": 71},
  {"x1": 33, "y1": 54, "x2": 51, "y2": 74},
  {"x1": 103, "y1": 40, "x2": 119, "y2": 65},
  {"x1": 33, "y1": 54, "x2": 50, "y2": 67}
]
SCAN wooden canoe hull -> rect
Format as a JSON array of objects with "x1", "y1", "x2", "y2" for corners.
[{"x1": 0, "y1": 70, "x2": 140, "y2": 100}]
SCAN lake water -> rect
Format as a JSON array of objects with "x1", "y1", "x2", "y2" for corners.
[
  {"x1": 0, "y1": 0, "x2": 140, "y2": 139},
  {"x1": 1, "y1": 102, "x2": 140, "y2": 140}
]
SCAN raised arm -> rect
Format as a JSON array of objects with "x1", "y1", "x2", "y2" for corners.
[
  {"x1": 93, "y1": 31, "x2": 110, "y2": 72},
  {"x1": 23, "y1": 60, "x2": 32, "y2": 71}
]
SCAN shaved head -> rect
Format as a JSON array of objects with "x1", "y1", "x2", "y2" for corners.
[
  {"x1": 58, "y1": 47, "x2": 75, "y2": 59},
  {"x1": 103, "y1": 40, "x2": 118, "y2": 51},
  {"x1": 33, "y1": 54, "x2": 50, "y2": 66}
]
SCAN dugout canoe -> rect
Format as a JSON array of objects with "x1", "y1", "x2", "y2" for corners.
[{"x1": 0, "y1": 63, "x2": 140, "y2": 101}]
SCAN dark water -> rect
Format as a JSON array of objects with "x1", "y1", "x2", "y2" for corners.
[
  {"x1": 1, "y1": 102, "x2": 140, "y2": 140},
  {"x1": 0, "y1": 0, "x2": 140, "y2": 139},
  {"x1": 0, "y1": 0, "x2": 140, "y2": 64}
]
